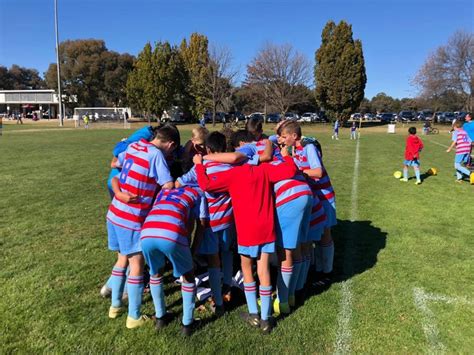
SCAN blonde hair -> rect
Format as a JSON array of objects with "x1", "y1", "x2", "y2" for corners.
[{"x1": 191, "y1": 126, "x2": 209, "y2": 144}]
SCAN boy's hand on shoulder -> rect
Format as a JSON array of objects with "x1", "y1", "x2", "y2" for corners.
[
  {"x1": 116, "y1": 191, "x2": 138, "y2": 204},
  {"x1": 193, "y1": 154, "x2": 203, "y2": 165}
]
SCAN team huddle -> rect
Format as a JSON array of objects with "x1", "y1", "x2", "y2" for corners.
[{"x1": 103, "y1": 118, "x2": 336, "y2": 336}]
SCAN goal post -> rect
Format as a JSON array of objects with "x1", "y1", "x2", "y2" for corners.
[{"x1": 73, "y1": 107, "x2": 131, "y2": 129}]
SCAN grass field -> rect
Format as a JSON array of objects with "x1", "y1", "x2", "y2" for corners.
[{"x1": 1, "y1": 121, "x2": 473, "y2": 353}]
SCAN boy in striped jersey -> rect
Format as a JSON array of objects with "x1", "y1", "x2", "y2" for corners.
[
  {"x1": 280, "y1": 121, "x2": 333, "y2": 290},
  {"x1": 176, "y1": 132, "x2": 237, "y2": 313},
  {"x1": 447, "y1": 121, "x2": 474, "y2": 184},
  {"x1": 106, "y1": 125, "x2": 179, "y2": 329},
  {"x1": 140, "y1": 186, "x2": 207, "y2": 336},
  {"x1": 195, "y1": 147, "x2": 297, "y2": 334}
]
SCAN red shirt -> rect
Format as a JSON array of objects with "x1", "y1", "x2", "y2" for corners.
[
  {"x1": 405, "y1": 135, "x2": 424, "y2": 160},
  {"x1": 196, "y1": 156, "x2": 297, "y2": 247}
]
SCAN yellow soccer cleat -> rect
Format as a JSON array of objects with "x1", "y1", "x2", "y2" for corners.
[
  {"x1": 470, "y1": 172, "x2": 474, "y2": 185},
  {"x1": 126, "y1": 315, "x2": 149, "y2": 329},
  {"x1": 108, "y1": 306, "x2": 124, "y2": 319}
]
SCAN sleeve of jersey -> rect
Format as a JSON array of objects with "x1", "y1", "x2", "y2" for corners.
[
  {"x1": 305, "y1": 144, "x2": 322, "y2": 169},
  {"x1": 150, "y1": 150, "x2": 173, "y2": 186},
  {"x1": 236, "y1": 145, "x2": 259, "y2": 165},
  {"x1": 266, "y1": 156, "x2": 297, "y2": 183},
  {"x1": 268, "y1": 135, "x2": 278, "y2": 145},
  {"x1": 177, "y1": 166, "x2": 198, "y2": 186},
  {"x1": 116, "y1": 151, "x2": 126, "y2": 168},
  {"x1": 196, "y1": 164, "x2": 232, "y2": 193},
  {"x1": 195, "y1": 194, "x2": 209, "y2": 219}
]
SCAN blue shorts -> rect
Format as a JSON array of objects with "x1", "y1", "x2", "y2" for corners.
[
  {"x1": 107, "y1": 220, "x2": 142, "y2": 256},
  {"x1": 276, "y1": 195, "x2": 312, "y2": 249},
  {"x1": 238, "y1": 242, "x2": 275, "y2": 258},
  {"x1": 198, "y1": 226, "x2": 236, "y2": 255},
  {"x1": 455, "y1": 154, "x2": 469, "y2": 164},
  {"x1": 403, "y1": 159, "x2": 420, "y2": 167},
  {"x1": 322, "y1": 199, "x2": 337, "y2": 228},
  {"x1": 141, "y1": 237, "x2": 193, "y2": 278}
]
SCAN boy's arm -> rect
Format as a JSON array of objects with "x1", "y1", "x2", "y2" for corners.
[
  {"x1": 176, "y1": 166, "x2": 198, "y2": 187},
  {"x1": 303, "y1": 144, "x2": 323, "y2": 178},
  {"x1": 266, "y1": 155, "x2": 297, "y2": 183},
  {"x1": 194, "y1": 155, "x2": 233, "y2": 193},
  {"x1": 259, "y1": 139, "x2": 273, "y2": 162},
  {"x1": 203, "y1": 152, "x2": 248, "y2": 165},
  {"x1": 446, "y1": 140, "x2": 456, "y2": 153},
  {"x1": 111, "y1": 177, "x2": 139, "y2": 203}
]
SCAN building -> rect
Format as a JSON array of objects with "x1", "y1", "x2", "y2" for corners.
[{"x1": 0, "y1": 89, "x2": 60, "y2": 119}]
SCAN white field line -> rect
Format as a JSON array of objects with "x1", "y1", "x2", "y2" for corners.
[
  {"x1": 413, "y1": 287, "x2": 474, "y2": 354},
  {"x1": 426, "y1": 139, "x2": 449, "y2": 149},
  {"x1": 334, "y1": 138, "x2": 360, "y2": 355}
]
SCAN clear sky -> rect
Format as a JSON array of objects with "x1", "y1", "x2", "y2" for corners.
[{"x1": 0, "y1": 0, "x2": 473, "y2": 99}]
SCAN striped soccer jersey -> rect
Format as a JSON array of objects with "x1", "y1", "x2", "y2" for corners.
[
  {"x1": 106, "y1": 139, "x2": 172, "y2": 231},
  {"x1": 455, "y1": 129, "x2": 472, "y2": 155},
  {"x1": 178, "y1": 161, "x2": 234, "y2": 232},
  {"x1": 140, "y1": 187, "x2": 204, "y2": 246}
]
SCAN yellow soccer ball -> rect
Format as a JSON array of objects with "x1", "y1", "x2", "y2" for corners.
[
  {"x1": 430, "y1": 167, "x2": 438, "y2": 176},
  {"x1": 393, "y1": 171, "x2": 402, "y2": 179}
]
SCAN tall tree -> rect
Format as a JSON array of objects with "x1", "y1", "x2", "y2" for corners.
[
  {"x1": 126, "y1": 42, "x2": 153, "y2": 116},
  {"x1": 0, "y1": 66, "x2": 13, "y2": 89},
  {"x1": 246, "y1": 42, "x2": 312, "y2": 119},
  {"x1": 0, "y1": 65, "x2": 44, "y2": 90},
  {"x1": 314, "y1": 20, "x2": 366, "y2": 120},
  {"x1": 179, "y1": 33, "x2": 210, "y2": 119},
  {"x1": 414, "y1": 30, "x2": 473, "y2": 112},
  {"x1": 370, "y1": 92, "x2": 399, "y2": 113}
]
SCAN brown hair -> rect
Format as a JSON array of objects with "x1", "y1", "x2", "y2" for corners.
[
  {"x1": 280, "y1": 120, "x2": 302, "y2": 138},
  {"x1": 191, "y1": 126, "x2": 209, "y2": 143}
]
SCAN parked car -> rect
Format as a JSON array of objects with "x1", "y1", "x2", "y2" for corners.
[
  {"x1": 438, "y1": 112, "x2": 455, "y2": 124},
  {"x1": 379, "y1": 113, "x2": 395, "y2": 123},
  {"x1": 283, "y1": 112, "x2": 299, "y2": 120},
  {"x1": 228, "y1": 111, "x2": 246, "y2": 122},
  {"x1": 299, "y1": 112, "x2": 317, "y2": 123},
  {"x1": 397, "y1": 111, "x2": 416, "y2": 122},
  {"x1": 248, "y1": 112, "x2": 265, "y2": 122},
  {"x1": 364, "y1": 113, "x2": 375, "y2": 120},
  {"x1": 350, "y1": 113, "x2": 362, "y2": 120},
  {"x1": 454, "y1": 111, "x2": 467, "y2": 121},
  {"x1": 267, "y1": 113, "x2": 281, "y2": 123},
  {"x1": 417, "y1": 110, "x2": 433, "y2": 121}
]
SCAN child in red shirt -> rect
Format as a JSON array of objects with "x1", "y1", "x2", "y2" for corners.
[
  {"x1": 401, "y1": 127, "x2": 424, "y2": 184},
  {"x1": 194, "y1": 149, "x2": 296, "y2": 334}
]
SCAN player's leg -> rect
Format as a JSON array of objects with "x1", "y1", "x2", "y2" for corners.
[
  {"x1": 220, "y1": 226, "x2": 236, "y2": 302},
  {"x1": 276, "y1": 247, "x2": 293, "y2": 315},
  {"x1": 257, "y1": 251, "x2": 274, "y2": 333},
  {"x1": 125, "y1": 252, "x2": 145, "y2": 328},
  {"x1": 207, "y1": 252, "x2": 224, "y2": 312},
  {"x1": 402, "y1": 163, "x2": 409, "y2": 181},
  {"x1": 241, "y1": 254, "x2": 259, "y2": 317},
  {"x1": 414, "y1": 165, "x2": 421, "y2": 184},
  {"x1": 108, "y1": 253, "x2": 128, "y2": 317}
]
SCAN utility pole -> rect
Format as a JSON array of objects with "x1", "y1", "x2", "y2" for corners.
[{"x1": 54, "y1": 0, "x2": 63, "y2": 126}]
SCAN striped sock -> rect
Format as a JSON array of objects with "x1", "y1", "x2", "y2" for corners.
[
  {"x1": 110, "y1": 266, "x2": 126, "y2": 308},
  {"x1": 208, "y1": 267, "x2": 223, "y2": 306},
  {"x1": 277, "y1": 265, "x2": 293, "y2": 304},
  {"x1": 127, "y1": 276, "x2": 144, "y2": 320},
  {"x1": 181, "y1": 282, "x2": 196, "y2": 326},
  {"x1": 243, "y1": 282, "x2": 258, "y2": 315},
  {"x1": 322, "y1": 240, "x2": 334, "y2": 273},
  {"x1": 259, "y1": 285, "x2": 272, "y2": 321},
  {"x1": 289, "y1": 260, "x2": 302, "y2": 297},
  {"x1": 150, "y1": 276, "x2": 166, "y2": 319},
  {"x1": 221, "y1": 250, "x2": 233, "y2": 287}
]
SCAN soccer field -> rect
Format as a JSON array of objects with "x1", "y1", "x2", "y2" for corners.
[{"x1": 1, "y1": 122, "x2": 473, "y2": 353}]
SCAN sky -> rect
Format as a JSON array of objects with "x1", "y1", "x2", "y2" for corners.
[{"x1": 0, "y1": 0, "x2": 473, "y2": 99}]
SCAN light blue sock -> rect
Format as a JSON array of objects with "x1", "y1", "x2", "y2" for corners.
[
  {"x1": 127, "y1": 276, "x2": 144, "y2": 320},
  {"x1": 277, "y1": 266, "x2": 293, "y2": 304},
  {"x1": 314, "y1": 243, "x2": 323, "y2": 272},
  {"x1": 208, "y1": 267, "x2": 223, "y2": 306},
  {"x1": 403, "y1": 167, "x2": 408, "y2": 180},
  {"x1": 221, "y1": 250, "x2": 233, "y2": 287},
  {"x1": 243, "y1": 282, "x2": 258, "y2": 315},
  {"x1": 181, "y1": 282, "x2": 196, "y2": 326},
  {"x1": 322, "y1": 241, "x2": 334, "y2": 273},
  {"x1": 107, "y1": 267, "x2": 129, "y2": 293},
  {"x1": 150, "y1": 276, "x2": 166, "y2": 319},
  {"x1": 289, "y1": 261, "x2": 302, "y2": 296},
  {"x1": 259, "y1": 285, "x2": 272, "y2": 321},
  {"x1": 110, "y1": 266, "x2": 126, "y2": 308},
  {"x1": 415, "y1": 168, "x2": 421, "y2": 181}
]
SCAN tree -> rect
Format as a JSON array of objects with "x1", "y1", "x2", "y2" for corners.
[
  {"x1": 246, "y1": 42, "x2": 312, "y2": 119},
  {"x1": 314, "y1": 20, "x2": 367, "y2": 120},
  {"x1": 370, "y1": 92, "x2": 399, "y2": 113},
  {"x1": 414, "y1": 30, "x2": 473, "y2": 112},
  {"x1": 126, "y1": 42, "x2": 153, "y2": 116},
  {"x1": 0, "y1": 66, "x2": 13, "y2": 89},
  {"x1": 102, "y1": 52, "x2": 134, "y2": 106},
  {"x1": 180, "y1": 33, "x2": 210, "y2": 119},
  {"x1": 357, "y1": 97, "x2": 372, "y2": 114},
  {"x1": 0, "y1": 65, "x2": 44, "y2": 90},
  {"x1": 206, "y1": 45, "x2": 238, "y2": 125}
]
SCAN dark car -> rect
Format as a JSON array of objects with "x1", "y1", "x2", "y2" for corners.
[
  {"x1": 439, "y1": 112, "x2": 455, "y2": 124},
  {"x1": 380, "y1": 113, "x2": 395, "y2": 123},
  {"x1": 248, "y1": 113, "x2": 265, "y2": 122},
  {"x1": 229, "y1": 111, "x2": 246, "y2": 121},
  {"x1": 267, "y1": 113, "x2": 281, "y2": 123},
  {"x1": 398, "y1": 111, "x2": 416, "y2": 122}
]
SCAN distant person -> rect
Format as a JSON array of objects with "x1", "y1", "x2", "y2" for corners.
[
  {"x1": 124, "y1": 111, "x2": 129, "y2": 122},
  {"x1": 199, "y1": 115, "x2": 206, "y2": 127},
  {"x1": 463, "y1": 113, "x2": 473, "y2": 166},
  {"x1": 16, "y1": 113, "x2": 23, "y2": 125},
  {"x1": 400, "y1": 127, "x2": 424, "y2": 185},
  {"x1": 94, "y1": 112, "x2": 99, "y2": 121},
  {"x1": 83, "y1": 114, "x2": 90, "y2": 129},
  {"x1": 423, "y1": 120, "x2": 431, "y2": 135},
  {"x1": 350, "y1": 122, "x2": 357, "y2": 140},
  {"x1": 331, "y1": 119, "x2": 339, "y2": 140},
  {"x1": 446, "y1": 121, "x2": 473, "y2": 184}
]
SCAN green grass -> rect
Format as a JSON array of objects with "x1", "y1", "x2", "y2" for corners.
[{"x1": 1, "y1": 125, "x2": 473, "y2": 353}]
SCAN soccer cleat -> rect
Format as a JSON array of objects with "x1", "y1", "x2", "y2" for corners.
[
  {"x1": 470, "y1": 173, "x2": 474, "y2": 185},
  {"x1": 455, "y1": 179, "x2": 463, "y2": 183},
  {"x1": 126, "y1": 315, "x2": 149, "y2": 329},
  {"x1": 155, "y1": 312, "x2": 174, "y2": 330},
  {"x1": 100, "y1": 284, "x2": 112, "y2": 298},
  {"x1": 273, "y1": 298, "x2": 290, "y2": 316},
  {"x1": 210, "y1": 303, "x2": 225, "y2": 317},
  {"x1": 260, "y1": 317, "x2": 275, "y2": 334},
  {"x1": 288, "y1": 295, "x2": 295, "y2": 308},
  {"x1": 399, "y1": 178, "x2": 408, "y2": 182},
  {"x1": 181, "y1": 319, "x2": 201, "y2": 337},
  {"x1": 415, "y1": 180, "x2": 422, "y2": 185},
  {"x1": 239, "y1": 312, "x2": 260, "y2": 328},
  {"x1": 108, "y1": 306, "x2": 124, "y2": 319}
]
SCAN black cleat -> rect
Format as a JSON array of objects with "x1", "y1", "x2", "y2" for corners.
[
  {"x1": 155, "y1": 312, "x2": 174, "y2": 330},
  {"x1": 181, "y1": 319, "x2": 201, "y2": 337},
  {"x1": 239, "y1": 312, "x2": 260, "y2": 328},
  {"x1": 260, "y1": 317, "x2": 275, "y2": 334}
]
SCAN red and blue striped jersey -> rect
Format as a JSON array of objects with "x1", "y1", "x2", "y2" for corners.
[
  {"x1": 293, "y1": 144, "x2": 335, "y2": 206},
  {"x1": 106, "y1": 139, "x2": 172, "y2": 231},
  {"x1": 454, "y1": 129, "x2": 472, "y2": 155},
  {"x1": 178, "y1": 161, "x2": 234, "y2": 232},
  {"x1": 140, "y1": 187, "x2": 204, "y2": 246}
]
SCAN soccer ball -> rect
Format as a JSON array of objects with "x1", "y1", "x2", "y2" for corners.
[
  {"x1": 427, "y1": 168, "x2": 438, "y2": 176},
  {"x1": 393, "y1": 171, "x2": 402, "y2": 179}
]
